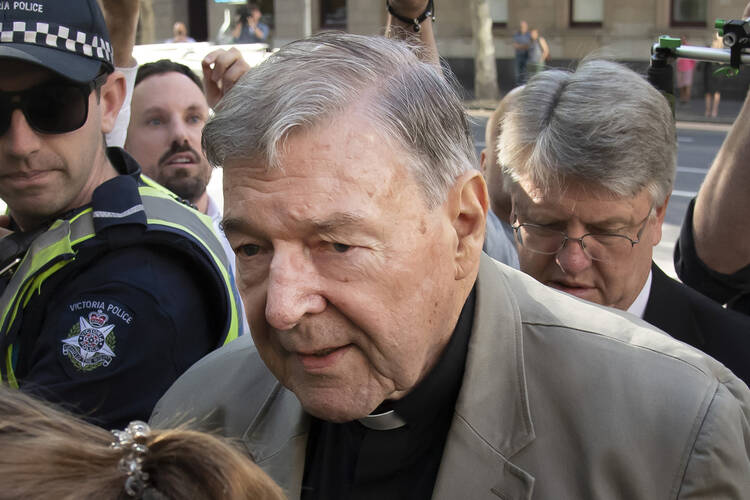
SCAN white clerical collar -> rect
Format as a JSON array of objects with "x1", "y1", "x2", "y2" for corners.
[
  {"x1": 358, "y1": 410, "x2": 406, "y2": 431},
  {"x1": 627, "y1": 269, "x2": 653, "y2": 319},
  {"x1": 205, "y1": 193, "x2": 221, "y2": 221}
]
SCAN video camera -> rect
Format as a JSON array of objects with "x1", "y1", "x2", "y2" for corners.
[
  {"x1": 235, "y1": 5, "x2": 253, "y2": 26},
  {"x1": 649, "y1": 18, "x2": 750, "y2": 111}
]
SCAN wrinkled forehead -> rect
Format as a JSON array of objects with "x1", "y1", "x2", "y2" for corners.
[
  {"x1": 220, "y1": 144, "x2": 427, "y2": 242},
  {"x1": 512, "y1": 175, "x2": 626, "y2": 206},
  {"x1": 511, "y1": 176, "x2": 654, "y2": 223},
  {"x1": 223, "y1": 119, "x2": 413, "y2": 193}
]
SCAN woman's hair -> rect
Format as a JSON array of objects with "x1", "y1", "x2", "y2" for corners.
[{"x1": 0, "y1": 387, "x2": 285, "y2": 500}]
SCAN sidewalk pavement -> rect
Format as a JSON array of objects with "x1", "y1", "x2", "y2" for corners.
[{"x1": 674, "y1": 95, "x2": 743, "y2": 125}]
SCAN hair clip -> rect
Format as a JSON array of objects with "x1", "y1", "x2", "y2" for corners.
[{"x1": 111, "y1": 420, "x2": 151, "y2": 497}]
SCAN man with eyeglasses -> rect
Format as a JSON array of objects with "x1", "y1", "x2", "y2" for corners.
[
  {"x1": 0, "y1": 0, "x2": 242, "y2": 428},
  {"x1": 499, "y1": 58, "x2": 750, "y2": 383}
]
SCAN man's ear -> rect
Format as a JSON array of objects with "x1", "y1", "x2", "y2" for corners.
[
  {"x1": 479, "y1": 148, "x2": 487, "y2": 177},
  {"x1": 651, "y1": 194, "x2": 670, "y2": 246},
  {"x1": 448, "y1": 170, "x2": 489, "y2": 280},
  {"x1": 99, "y1": 71, "x2": 126, "y2": 135}
]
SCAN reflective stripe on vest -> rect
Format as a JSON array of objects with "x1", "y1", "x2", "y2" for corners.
[
  {"x1": 0, "y1": 209, "x2": 95, "y2": 387},
  {"x1": 137, "y1": 186, "x2": 240, "y2": 344},
  {"x1": 138, "y1": 178, "x2": 240, "y2": 342},
  {"x1": 1, "y1": 186, "x2": 239, "y2": 386}
]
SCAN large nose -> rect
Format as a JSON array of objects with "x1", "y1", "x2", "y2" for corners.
[
  {"x1": 555, "y1": 235, "x2": 592, "y2": 275},
  {"x1": 1, "y1": 109, "x2": 41, "y2": 160},
  {"x1": 168, "y1": 115, "x2": 191, "y2": 145},
  {"x1": 265, "y1": 244, "x2": 327, "y2": 330}
]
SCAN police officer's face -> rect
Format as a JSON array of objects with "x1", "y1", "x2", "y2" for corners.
[
  {"x1": 125, "y1": 72, "x2": 211, "y2": 205},
  {"x1": 222, "y1": 113, "x2": 483, "y2": 422},
  {"x1": 0, "y1": 60, "x2": 107, "y2": 231}
]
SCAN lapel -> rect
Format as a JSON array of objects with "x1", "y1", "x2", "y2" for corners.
[
  {"x1": 241, "y1": 255, "x2": 537, "y2": 500},
  {"x1": 643, "y1": 262, "x2": 705, "y2": 347},
  {"x1": 242, "y1": 384, "x2": 310, "y2": 500},
  {"x1": 433, "y1": 254, "x2": 536, "y2": 500}
]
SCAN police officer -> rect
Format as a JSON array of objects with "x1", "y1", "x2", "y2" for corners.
[{"x1": 0, "y1": 0, "x2": 241, "y2": 428}]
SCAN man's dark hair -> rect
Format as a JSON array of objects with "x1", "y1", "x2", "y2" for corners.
[{"x1": 135, "y1": 59, "x2": 204, "y2": 93}]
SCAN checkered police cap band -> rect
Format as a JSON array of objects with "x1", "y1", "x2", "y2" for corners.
[{"x1": 0, "y1": 20, "x2": 112, "y2": 67}]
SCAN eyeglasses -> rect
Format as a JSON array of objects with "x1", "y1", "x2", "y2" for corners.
[
  {"x1": 512, "y1": 210, "x2": 652, "y2": 263},
  {"x1": 0, "y1": 73, "x2": 108, "y2": 136}
]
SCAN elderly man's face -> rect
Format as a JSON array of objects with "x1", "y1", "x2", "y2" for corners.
[
  {"x1": 222, "y1": 114, "x2": 475, "y2": 422},
  {"x1": 512, "y1": 179, "x2": 666, "y2": 310}
]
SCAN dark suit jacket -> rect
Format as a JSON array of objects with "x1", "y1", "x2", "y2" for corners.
[{"x1": 644, "y1": 262, "x2": 750, "y2": 385}]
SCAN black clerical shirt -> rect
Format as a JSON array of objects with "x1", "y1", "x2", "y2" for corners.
[{"x1": 301, "y1": 289, "x2": 476, "y2": 500}]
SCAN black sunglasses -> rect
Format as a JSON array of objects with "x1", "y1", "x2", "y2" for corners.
[{"x1": 0, "y1": 73, "x2": 108, "y2": 136}]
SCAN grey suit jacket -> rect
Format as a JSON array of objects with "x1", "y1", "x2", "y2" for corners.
[{"x1": 152, "y1": 254, "x2": 750, "y2": 499}]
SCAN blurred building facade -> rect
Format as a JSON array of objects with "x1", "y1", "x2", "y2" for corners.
[{"x1": 151, "y1": 0, "x2": 750, "y2": 97}]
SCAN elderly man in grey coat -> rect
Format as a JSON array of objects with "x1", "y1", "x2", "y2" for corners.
[{"x1": 151, "y1": 32, "x2": 750, "y2": 500}]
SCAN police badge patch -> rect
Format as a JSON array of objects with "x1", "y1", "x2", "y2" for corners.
[
  {"x1": 59, "y1": 298, "x2": 136, "y2": 375},
  {"x1": 61, "y1": 309, "x2": 117, "y2": 372}
]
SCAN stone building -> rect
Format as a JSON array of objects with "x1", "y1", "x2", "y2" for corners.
[{"x1": 150, "y1": 0, "x2": 750, "y2": 97}]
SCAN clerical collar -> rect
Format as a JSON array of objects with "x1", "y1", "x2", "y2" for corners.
[
  {"x1": 358, "y1": 410, "x2": 407, "y2": 430},
  {"x1": 357, "y1": 288, "x2": 476, "y2": 431}
]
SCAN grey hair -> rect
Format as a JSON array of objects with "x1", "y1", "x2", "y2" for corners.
[
  {"x1": 203, "y1": 32, "x2": 476, "y2": 208},
  {"x1": 498, "y1": 59, "x2": 676, "y2": 206}
]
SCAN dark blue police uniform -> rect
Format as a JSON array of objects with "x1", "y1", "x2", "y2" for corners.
[{"x1": 0, "y1": 148, "x2": 241, "y2": 429}]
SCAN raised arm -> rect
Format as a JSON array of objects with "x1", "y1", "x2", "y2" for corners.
[
  {"x1": 99, "y1": 0, "x2": 139, "y2": 68},
  {"x1": 693, "y1": 94, "x2": 750, "y2": 273},
  {"x1": 691, "y1": 2, "x2": 750, "y2": 273},
  {"x1": 100, "y1": 0, "x2": 139, "y2": 147},
  {"x1": 385, "y1": 0, "x2": 439, "y2": 67},
  {"x1": 540, "y1": 36, "x2": 550, "y2": 62}
]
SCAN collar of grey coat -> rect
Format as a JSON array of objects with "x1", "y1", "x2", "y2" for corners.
[
  {"x1": 243, "y1": 254, "x2": 537, "y2": 500},
  {"x1": 357, "y1": 409, "x2": 407, "y2": 430}
]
